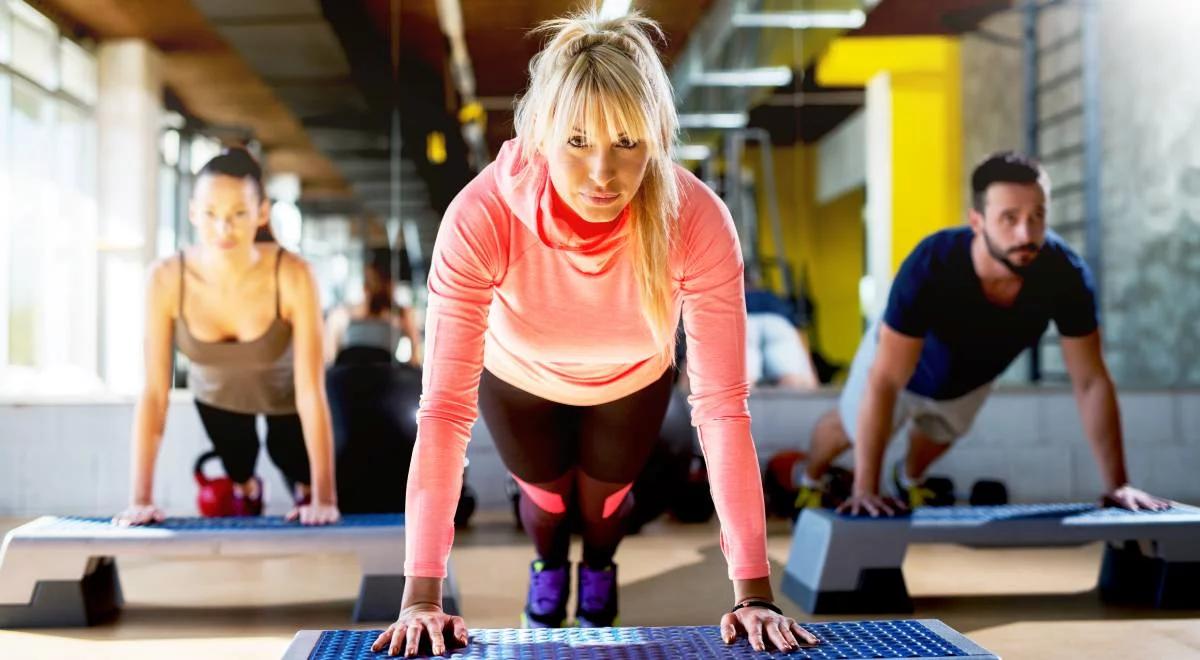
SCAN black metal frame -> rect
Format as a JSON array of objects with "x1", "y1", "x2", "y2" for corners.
[{"x1": 1020, "y1": 0, "x2": 1103, "y2": 382}]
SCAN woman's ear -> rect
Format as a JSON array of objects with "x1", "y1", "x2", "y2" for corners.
[{"x1": 258, "y1": 197, "x2": 272, "y2": 227}]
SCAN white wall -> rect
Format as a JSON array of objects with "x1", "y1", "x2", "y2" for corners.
[
  {"x1": 2, "y1": 387, "x2": 1197, "y2": 517},
  {"x1": 817, "y1": 108, "x2": 865, "y2": 205}
]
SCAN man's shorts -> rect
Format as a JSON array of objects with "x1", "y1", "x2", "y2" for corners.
[{"x1": 837, "y1": 321, "x2": 993, "y2": 445}]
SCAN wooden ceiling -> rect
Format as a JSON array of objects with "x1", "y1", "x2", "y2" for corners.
[
  {"x1": 461, "y1": 0, "x2": 716, "y2": 153},
  {"x1": 347, "y1": 0, "x2": 716, "y2": 157},
  {"x1": 30, "y1": 0, "x2": 1011, "y2": 205},
  {"x1": 35, "y1": 0, "x2": 348, "y2": 196},
  {"x1": 856, "y1": 0, "x2": 1013, "y2": 36}
]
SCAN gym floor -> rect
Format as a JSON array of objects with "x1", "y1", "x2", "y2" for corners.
[{"x1": 1, "y1": 513, "x2": 1197, "y2": 659}]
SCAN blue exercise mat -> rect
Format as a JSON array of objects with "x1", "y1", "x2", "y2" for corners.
[
  {"x1": 46, "y1": 514, "x2": 404, "y2": 531},
  {"x1": 306, "y1": 621, "x2": 980, "y2": 659},
  {"x1": 912, "y1": 503, "x2": 1095, "y2": 522},
  {"x1": 836, "y1": 502, "x2": 1193, "y2": 523}
]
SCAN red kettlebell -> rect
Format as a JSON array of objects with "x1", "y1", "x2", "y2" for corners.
[{"x1": 195, "y1": 451, "x2": 236, "y2": 517}]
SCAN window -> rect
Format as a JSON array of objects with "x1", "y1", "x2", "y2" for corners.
[
  {"x1": 8, "y1": 0, "x2": 56, "y2": 90},
  {"x1": 0, "y1": 1, "x2": 99, "y2": 396},
  {"x1": 0, "y1": 3, "x2": 11, "y2": 65},
  {"x1": 58, "y1": 38, "x2": 96, "y2": 106},
  {"x1": 6, "y1": 77, "x2": 54, "y2": 371},
  {"x1": 0, "y1": 73, "x2": 10, "y2": 368}
]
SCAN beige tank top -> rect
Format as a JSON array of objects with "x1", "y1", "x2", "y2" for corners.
[{"x1": 174, "y1": 248, "x2": 296, "y2": 415}]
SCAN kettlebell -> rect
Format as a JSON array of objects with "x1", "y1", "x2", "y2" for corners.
[{"x1": 194, "y1": 450, "x2": 236, "y2": 517}]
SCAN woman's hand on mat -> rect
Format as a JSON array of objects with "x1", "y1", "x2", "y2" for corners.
[
  {"x1": 836, "y1": 492, "x2": 908, "y2": 517},
  {"x1": 372, "y1": 602, "x2": 468, "y2": 657},
  {"x1": 286, "y1": 501, "x2": 341, "y2": 525},
  {"x1": 1102, "y1": 485, "x2": 1171, "y2": 511},
  {"x1": 721, "y1": 604, "x2": 818, "y2": 652},
  {"x1": 112, "y1": 503, "x2": 165, "y2": 526}
]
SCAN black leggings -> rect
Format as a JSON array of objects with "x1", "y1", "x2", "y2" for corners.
[
  {"x1": 478, "y1": 368, "x2": 674, "y2": 567},
  {"x1": 194, "y1": 400, "x2": 311, "y2": 488}
]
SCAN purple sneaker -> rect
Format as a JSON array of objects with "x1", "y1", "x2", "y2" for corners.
[
  {"x1": 521, "y1": 560, "x2": 569, "y2": 628},
  {"x1": 575, "y1": 562, "x2": 618, "y2": 628}
]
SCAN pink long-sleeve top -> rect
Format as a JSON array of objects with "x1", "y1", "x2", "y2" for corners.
[{"x1": 405, "y1": 140, "x2": 768, "y2": 581}]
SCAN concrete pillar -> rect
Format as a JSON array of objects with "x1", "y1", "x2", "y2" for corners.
[
  {"x1": 818, "y1": 36, "x2": 964, "y2": 321},
  {"x1": 864, "y1": 72, "x2": 893, "y2": 323},
  {"x1": 96, "y1": 39, "x2": 163, "y2": 392}
]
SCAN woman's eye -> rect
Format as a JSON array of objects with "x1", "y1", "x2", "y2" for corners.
[
  {"x1": 568, "y1": 135, "x2": 588, "y2": 148},
  {"x1": 617, "y1": 137, "x2": 639, "y2": 149}
]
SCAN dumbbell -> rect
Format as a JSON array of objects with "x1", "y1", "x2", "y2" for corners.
[
  {"x1": 969, "y1": 479, "x2": 1009, "y2": 505},
  {"x1": 923, "y1": 476, "x2": 957, "y2": 506}
]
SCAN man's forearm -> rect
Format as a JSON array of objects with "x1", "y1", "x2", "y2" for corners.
[
  {"x1": 852, "y1": 381, "x2": 900, "y2": 495},
  {"x1": 1075, "y1": 376, "x2": 1129, "y2": 491}
]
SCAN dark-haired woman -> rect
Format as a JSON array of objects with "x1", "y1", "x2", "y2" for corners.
[
  {"x1": 324, "y1": 260, "x2": 423, "y2": 367},
  {"x1": 114, "y1": 148, "x2": 340, "y2": 526}
]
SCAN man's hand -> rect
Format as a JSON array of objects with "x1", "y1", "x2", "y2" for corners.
[{"x1": 1101, "y1": 485, "x2": 1170, "y2": 511}]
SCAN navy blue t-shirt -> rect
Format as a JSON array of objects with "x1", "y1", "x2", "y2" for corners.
[{"x1": 883, "y1": 227, "x2": 1098, "y2": 400}]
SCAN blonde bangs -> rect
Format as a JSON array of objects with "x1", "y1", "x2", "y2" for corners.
[{"x1": 540, "y1": 49, "x2": 660, "y2": 157}]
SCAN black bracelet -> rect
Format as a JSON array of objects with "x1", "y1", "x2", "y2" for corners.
[{"x1": 730, "y1": 599, "x2": 782, "y2": 615}]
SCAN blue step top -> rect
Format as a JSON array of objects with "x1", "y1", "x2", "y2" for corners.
[
  {"x1": 308, "y1": 621, "x2": 981, "y2": 659},
  {"x1": 36, "y1": 513, "x2": 405, "y2": 531},
  {"x1": 836, "y1": 502, "x2": 1198, "y2": 523}
]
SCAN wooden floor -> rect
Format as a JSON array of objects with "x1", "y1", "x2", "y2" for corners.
[{"x1": 1, "y1": 512, "x2": 1198, "y2": 659}]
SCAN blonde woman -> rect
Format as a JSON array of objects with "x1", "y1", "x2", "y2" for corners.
[{"x1": 374, "y1": 9, "x2": 817, "y2": 657}]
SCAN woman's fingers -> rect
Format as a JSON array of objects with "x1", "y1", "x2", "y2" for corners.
[
  {"x1": 725, "y1": 608, "x2": 821, "y2": 652},
  {"x1": 793, "y1": 621, "x2": 820, "y2": 645},
  {"x1": 451, "y1": 616, "x2": 470, "y2": 646},
  {"x1": 426, "y1": 618, "x2": 446, "y2": 656},
  {"x1": 719, "y1": 612, "x2": 739, "y2": 644},
  {"x1": 778, "y1": 618, "x2": 800, "y2": 650},
  {"x1": 762, "y1": 616, "x2": 792, "y2": 652},
  {"x1": 293, "y1": 504, "x2": 340, "y2": 525},
  {"x1": 403, "y1": 622, "x2": 422, "y2": 657},
  {"x1": 113, "y1": 505, "x2": 163, "y2": 527},
  {"x1": 371, "y1": 627, "x2": 394, "y2": 652}
]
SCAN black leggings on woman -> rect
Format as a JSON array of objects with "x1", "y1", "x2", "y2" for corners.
[
  {"x1": 477, "y1": 367, "x2": 674, "y2": 568},
  {"x1": 194, "y1": 400, "x2": 311, "y2": 487}
]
